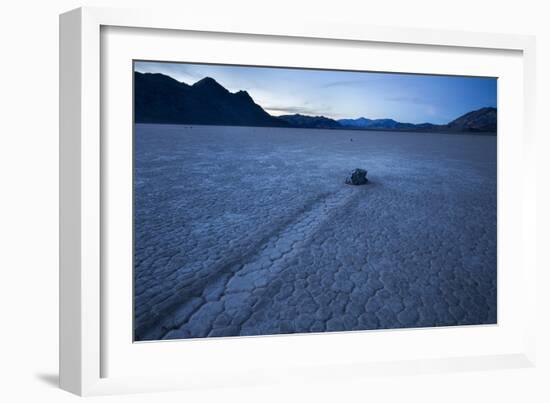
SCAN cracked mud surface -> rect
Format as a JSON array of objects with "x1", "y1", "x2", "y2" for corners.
[{"x1": 134, "y1": 124, "x2": 497, "y2": 341}]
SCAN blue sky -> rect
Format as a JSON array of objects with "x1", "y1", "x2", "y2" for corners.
[{"x1": 135, "y1": 61, "x2": 497, "y2": 124}]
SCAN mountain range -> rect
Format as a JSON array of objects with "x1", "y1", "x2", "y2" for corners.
[
  {"x1": 338, "y1": 107, "x2": 497, "y2": 133},
  {"x1": 135, "y1": 72, "x2": 497, "y2": 134},
  {"x1": 135, "y1": 73, "x2": 286, "y2": 127}
]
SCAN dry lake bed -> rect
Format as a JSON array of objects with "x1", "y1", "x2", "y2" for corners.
[{"x1": 133, "y1": 124, "x2": 497, "y2": 341}]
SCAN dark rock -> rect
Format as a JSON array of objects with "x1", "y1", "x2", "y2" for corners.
[{"x1": 345, "y1": 168, "x2": 368, "y2": 185}]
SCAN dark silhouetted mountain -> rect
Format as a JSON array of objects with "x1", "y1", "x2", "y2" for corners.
[
  {"x1": 134, "y1": 72, "x2": 287, "y2": 127},
  {"x1": 277, "y1": 114, "x2": 341, "y2": 129},
  {"x1": 446, "y1": 107, "x2": 497, "y2": 132}
]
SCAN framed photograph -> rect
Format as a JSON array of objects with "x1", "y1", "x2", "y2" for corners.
[{"x1": 60, "y1": 7, "x2": 537, "y2": 396}]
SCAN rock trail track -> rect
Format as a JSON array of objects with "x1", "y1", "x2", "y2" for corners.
[
  {"x1": 138, "y1": 187, "x2": 363, "y2": 340},
  {"x1": 134, "y1": 124, "x2": 497, "y2": 341}
]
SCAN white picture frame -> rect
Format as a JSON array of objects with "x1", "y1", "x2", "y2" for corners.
[{"x1": 59, "y1": 6, "x2": 537, "y2": 396}]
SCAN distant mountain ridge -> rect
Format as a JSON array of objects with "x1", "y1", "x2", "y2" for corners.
[
  {"x1": 278, "y1": 114, "x2": 341, "y2": 129},
  {"x1": 340, "y1": 117, "x2": 402, "y2": 129},
  {"x1": 134, "y1": 72, "x2": 497, "y2": 133},
  {"x1": 338, "y1": 117, "x2": 434, "y2": 131},
  {"x1": 338, "y1": 107, "x2": 497, "y2": 133}
]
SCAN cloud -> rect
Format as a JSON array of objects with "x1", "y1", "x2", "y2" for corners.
[
  {"x1": 386, "y1": 96, "x2": 433, "y2": 105},
  {"x1": 263, "y1": 104, "x2": 332, "y2": 117},
  {"x1": 322, "y1": 80, "x2": 364, "y2": 88},
  {"x1": 425, "y1": 105, "x2": 438, "y2": 116}
]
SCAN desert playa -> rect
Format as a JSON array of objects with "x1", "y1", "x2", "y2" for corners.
[{"x1": 134, "y1": 124, "x2": 496, "y2": 341}]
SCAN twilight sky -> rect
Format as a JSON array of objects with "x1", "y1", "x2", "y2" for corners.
[{"x1": 135, "y1": 61, "x2": 497, "y2": 124}]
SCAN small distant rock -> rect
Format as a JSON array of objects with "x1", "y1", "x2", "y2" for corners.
[{"x1": 345, "y1": 168, "x2": 368, "y2": 186}]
